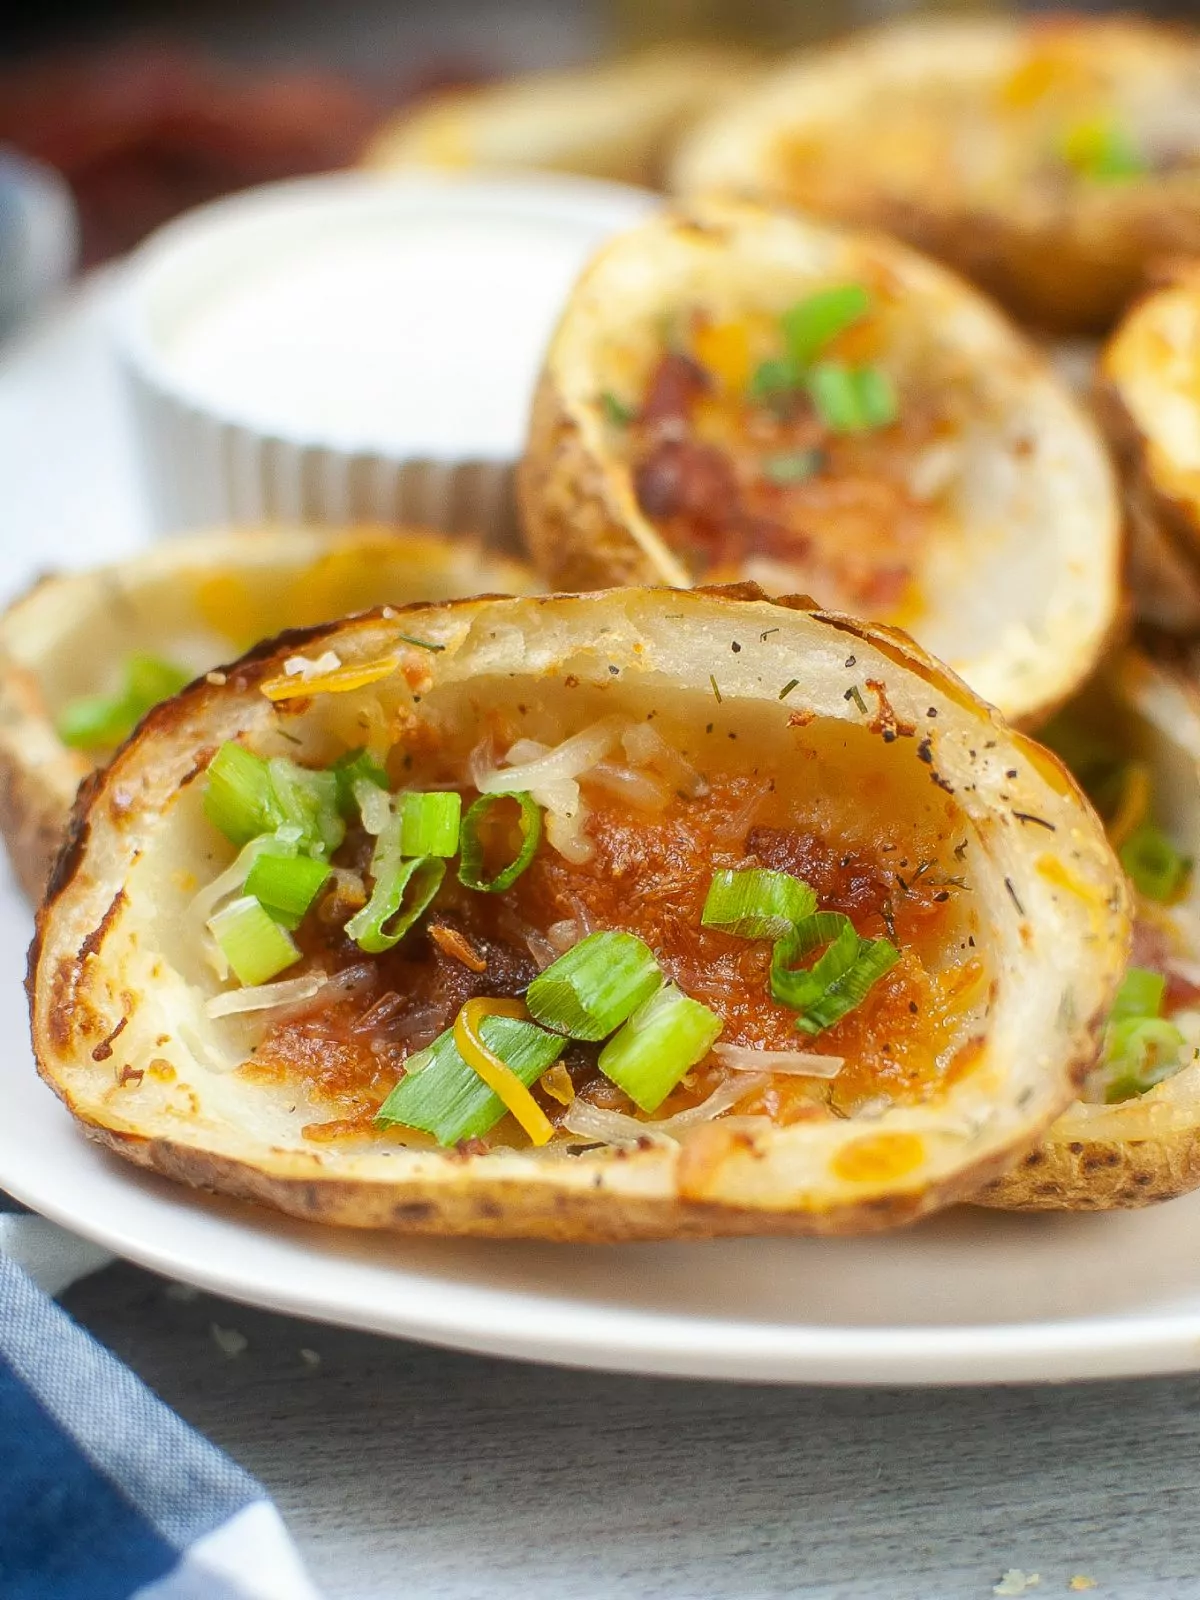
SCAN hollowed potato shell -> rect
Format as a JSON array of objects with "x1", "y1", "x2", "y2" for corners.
[
  {"x1": 30, "y1": 587, "x2": 1128, "y2": 1240},
  {"x1": 0, "y1": 526, "x2": 535, "y2": 903},
  {"x1": 671, "y1": 16, "x2": 1200, "y2": 335},
  {"x1": 519, "y1": 198, "x2": 1120, "y2": 727},
  {"x1": 360, "y1": 45, "x2": 761, "y2": 188},
  {"x1": 979, "y1": 650, "x2": 1200, "y2": 1210},
  {"x1": 1096, "y1": 266, "x2": 1200, "y2": 633}
]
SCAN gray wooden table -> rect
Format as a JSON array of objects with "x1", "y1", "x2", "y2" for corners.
[{"x1": 60, "y1": 1261, "x2": 1200, "y2": 1600}]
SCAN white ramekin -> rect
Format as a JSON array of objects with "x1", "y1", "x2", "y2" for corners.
[{"x1": 114, "y1": 172, "x2": 658, "y2": 550}]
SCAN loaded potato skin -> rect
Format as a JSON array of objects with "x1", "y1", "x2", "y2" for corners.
[
  {"x1": 0, "y1": 526, "x2": 535, "y2": 902},
  {"x1": 30, "y1": 587, "x2": 1127, "y2": 1240},
  {"x1": 519, "y1": 198, "x2": 1120, "y2": 728},
  {"x1": 672, "y1": 15, "x2": 1200, "y2": 335},
  {"x1": 980, "y1": 650, "x2": 1200, "y2": 1211}
]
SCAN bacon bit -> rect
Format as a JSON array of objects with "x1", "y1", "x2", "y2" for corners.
[
  {"x1": 92, "y1": 1015, "x2": 128, "y2": 1062},
  {"x1": 787, "y1": 708, "x2": 816, "y2": 727},
  {"x1": 640, "y1": 350, "x2": 709, "y2": 424},
  {"x1": 540, "y1": 1061, "x2": 576, "y2": 1106},
  {"x1": 865, "y1": 678, "x2": 916, "y2": 743},
  {"x1": 260, "y1": 655, "x2": 400, "y2": 701},
  {"x1": 117, "y1": 1063, "x2": 144, "y2": 1087},
  {"x1": 429, "y1": 923, "x2": 488, "y2": 973}
]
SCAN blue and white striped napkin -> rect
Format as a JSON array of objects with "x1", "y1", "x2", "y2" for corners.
[{"x1": 0, "y1": 1206, "x2": 320, "y2": 1600}]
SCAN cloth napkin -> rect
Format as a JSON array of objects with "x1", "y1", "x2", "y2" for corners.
[{"x1": 0, "y1": 1203, "x2": 321, "y2": 1600}]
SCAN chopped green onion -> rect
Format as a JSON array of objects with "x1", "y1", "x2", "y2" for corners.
[
  {"x1": 204, "y1": 744, "x2": 283, "y2": 845},
  {"x1": 56, "y1": 693, "x2": 139, "y2": 752},
  {"x1": 1120, "y1": 821, "x2": 1191, "y2": 903},
  {"x1": 332, "y1": 748, "x2": 389, "y2": 817},
  {"x1": 267, "y1": 758, "x2": 344, "y2": 857},
  {"x1": 457, "y1": 792, "x2": 542, "y2": 893},
  {"x1": 782, "y1": 283, "x2": 871, "y2": 368},
  {"x1": 1060, "y1": 117, "x2": 1147, "y2": 182},
  {"x1": 1111, "y1": 966, "x2": 1167, "y2": 1022},
  {"x1": 853, "y1": 366, "x2": 898, "y2": 428},
  {"x1": 1102, "y1": 1016, "x2": 1185, "y2": 1104},
  {"x1": 57, "y1": 653, "x2": 192, "y2": 751},
  {"x1": 243, "y1": 853, "x2": 330, "y2": 930},
  {"x1": 208, "y1": 894, "x2": 300, "y2": 985},
  {"x1": 525, "y1": 930, "x2": 662, "y2": 1041},
  {"x1": 762, "y1": 449, "x2": 824, "y2": 485},
  {"x1": 399, "y1": 791, "x2": 462, "y2": 859},
  {"x1": 748, "y1": 356, "x2": 802, "y2": 403},
  {"x1": 125, "y1": 653, "x2": 192, "y2": 708},
  {"x1": 345, "y1": 816, "x2": 446, "y2": 953},
  {"x1": 771, "y1": 913, "x2": 899, "y2": 1035},
  {"x1": 701, "y1": 868, "x2": 816, "y2": 940},
  {"x1": 375, "y1": 1013, "x2": 566, "y2": 1144},
  {"x1": 598, "y1": 982, "x2": 722, "y2": 1113},
  {"x1": 600, "y1": 390, "x2": 636, "y2": 425},
  {"x1": 808, "y1": 361, "x2": 863, "y2": 431}
]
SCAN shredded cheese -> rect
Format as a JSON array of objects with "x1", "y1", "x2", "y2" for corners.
[
  {"x1": 260, "y1": 655, "x2": 400, "y2": 701},
  {"x1": 453, "y1": 998, "x2": 554, "y2": 1147}
]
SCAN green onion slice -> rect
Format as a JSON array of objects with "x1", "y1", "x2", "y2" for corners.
[
  {"x1": 457, "y1": 792, "x2": 542, "y2": 893},
  {"x1": 204, "y1": 744, "x2": 284, "y2": 846},
  {"x1": 782, "y1": 283, "x2": 871, "y2": 368},
  {"x1": 267, "y1": 757, "x2": 345, "y2": 858},
  {"x1": 399, "y1": 791, "x2": 462, "y2": 859},
  {"x1": 600, "y1": 391, "x2": 636, "y2": 426},
  {"x1": 748, "y1": 356, "x2": 801, "y2": 403},
  {"x1": 332, "y1": 747, "x2": 389, "y2": 817},
  {"x1": 56, "y1": 653, "x2": 191, "y2": 752},
  {"x1": 525, "y1": 930, "x2": 662, "y2": 1041},
  {"x1": 762, "y1": 449, "x2": 824, "y2": 485},
  {"x1": 1120, "y1": 821, "x2": 1191, "y2": 903},
  {"x1": 376, "y1": 1014, "x2": 566, "y2": 1145},
  {"x1": 771, "y1": 913, "x2": 900, "y2": 1036},
  {"x1": 208, "y1": 895, "x2": 300, "y2": 985},
  {"x1": 702, "y1": 868, "x2": 816, "y2": 940},
  {"x1": 1101, "y1": 1016, "x2": 1185, "y2": 1104},
  {"x1": 243, "y1": 852, "x2": 331, "y2": 930},
  {"x1": 1111, "y1": 965, "x2": 1167, "y2": 1022},
  {"x1": 598, "y1": 982, "x2": 723, "y2": 1113},
  {"x1": 853, "y1": 366, "x2": 898, "y2": 428},
  {"x1": 808, "y1": 361, "x2": 863, "y2": 432},
  {"x1": 1060, "y1": 117, "x2": 1147, "y2": 182},
  {"x1": 345, "y1": 815, "x2": 445, "y2": 953}
]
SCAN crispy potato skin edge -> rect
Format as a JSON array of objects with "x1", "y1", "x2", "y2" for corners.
[{"x1": 975, "y1": 1125, "x2": 1200, "y2": 1211}]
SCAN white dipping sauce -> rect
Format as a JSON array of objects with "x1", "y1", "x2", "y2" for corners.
[{"x1": 158, "y1": 216, "x2": 603, "y2": 459}]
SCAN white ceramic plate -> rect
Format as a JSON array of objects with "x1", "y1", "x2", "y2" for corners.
[{"x1": 8, "y1": 276, "x2": 1200, "y2": 1388}]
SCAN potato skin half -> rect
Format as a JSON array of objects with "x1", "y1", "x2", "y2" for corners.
[
  {"x1": 29, "y1": 588, "x2": 1128, "y2": 1240},
  {"x1": 671, "y1": 16, "x2": 1200, "y2": 335},
  {"x1": 0, "y1": 526, "x2": 536, "y2": 904},
  {"x1": 979, "y1": 651, "x2": 1200, "y2": 1211}
]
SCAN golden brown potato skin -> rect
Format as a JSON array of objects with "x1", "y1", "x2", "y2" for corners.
[
  {"x1": 519, "y1": 377, "x2": 673, "y2": 594},
  {"x1": 976, "y1": 1125, "x2": 1200, "y2": 1211},
  {"x1": 1094, "y1": 271, "x2": 1200, "y2": 631},
  {"x1": 672, "y1": 16, "x2": 1200, "y2": 335},
  {"x1": 519, "y1": 198, "x2": 1120, "y2": 727},
  {"x1": 979, "y1": 651, "x2": 1200, "y2": 1211},
  {"x1": 0, "y1": 527, "x2": 536, "y2": 904}
]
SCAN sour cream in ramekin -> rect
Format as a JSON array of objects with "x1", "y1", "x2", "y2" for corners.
[{"x1": 115, "y1": 172, "x2": 658, "y2": 547}]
